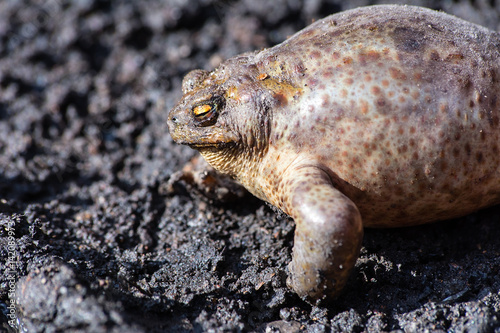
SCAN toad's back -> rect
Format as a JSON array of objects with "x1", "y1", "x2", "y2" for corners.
[{"x1": 251, "y1": 6, "x2": 500, "y2": 227}]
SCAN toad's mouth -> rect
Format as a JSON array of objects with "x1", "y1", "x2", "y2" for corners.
[{"x1": 187, "y1": 142, "x2": 237, "y2": 150}]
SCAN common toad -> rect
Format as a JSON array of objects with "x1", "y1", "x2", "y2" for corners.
[{"x1": 168, "y1": 5, "x2": 500, "y2": 302}]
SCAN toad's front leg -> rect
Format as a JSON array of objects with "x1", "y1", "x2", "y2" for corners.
[{"x1": 280, "y1": 165, "x2": 363, "y2": 303}]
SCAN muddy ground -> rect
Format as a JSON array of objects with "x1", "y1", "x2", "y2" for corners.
[{"x1": 1, "y1": 0, "x2": 500, "y2": 332}]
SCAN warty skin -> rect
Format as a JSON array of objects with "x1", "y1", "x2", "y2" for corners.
[{"x1": 168, "y1": 5, "x2": 500, "y2": 302}]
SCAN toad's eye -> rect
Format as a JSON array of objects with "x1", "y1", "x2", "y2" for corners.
[
  {"x1": 193, "y1": 104, "x2": 212, "y2": 118},
  {"x1": 192, "y1": 97, "x2": 222, "y2": 126}
]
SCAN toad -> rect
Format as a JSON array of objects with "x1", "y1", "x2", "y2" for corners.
[{"x1": 167, "y1": 5, "x2": 500, "y2": 303}]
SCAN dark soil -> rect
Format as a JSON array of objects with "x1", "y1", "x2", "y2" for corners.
[{"x1": 1, "y1": 0, "x2": 500, "y2": 332}]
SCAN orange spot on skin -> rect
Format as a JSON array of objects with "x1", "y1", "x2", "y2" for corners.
[
  {"x1": 389, "y1": 67, "x2": 407, "y2": 80},
  {"x1": 310, "y1": 50, "x2": 321, "y2": 59},
  {"x1": 381, "y1": 79, "x2": 389, "y2": 87},
  {"x1": 227, "y1": 86, "x2": 239, "y2": 98},
  {"x1": 371, "y1": 86, "x2": 381, "y2": 95},
  {"x1": 367, "y1": 50, "x2": 380, "y2": 60},
  {"x1": 273, "y1": 92, "x2": 288, "y2": 106},
  {"x1": 321, "y1": 94, "x2": 330, "y2": 107},
  {"x1": 344, "y1": 78, "x2": 354, "y2": 85},
  {"x1": 360, "y1": 100, "x2": 369, "y2": 115},
  {"x1": 258, "y1": 73, "x2": 269, "y2": 80},
  {"x1": 343, "y1": 57, "x2": 353, "y2": 65},
  {"x1": 446, "y1": 53, "x2": 464, "y2": 64}
]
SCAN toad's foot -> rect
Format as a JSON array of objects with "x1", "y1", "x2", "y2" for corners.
[
  {"x1": 283, "y1": 166, "x2": 363, "y2": 303},
  {"x1": 163, "y1": 155, "x2": 248, "y2": 202}
]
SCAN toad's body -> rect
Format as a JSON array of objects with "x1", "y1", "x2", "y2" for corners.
[{"x1": 168, "y1": 5, "x2": 500, "y2": 302}]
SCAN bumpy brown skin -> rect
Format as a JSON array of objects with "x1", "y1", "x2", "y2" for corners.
[{"x1": 167, "y1": 5, "x2": 500, "y2": 303}]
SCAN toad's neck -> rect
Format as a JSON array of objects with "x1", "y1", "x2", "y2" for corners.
[{"x1": 199, "y1": 145, "x2": 269, "y2": 201}]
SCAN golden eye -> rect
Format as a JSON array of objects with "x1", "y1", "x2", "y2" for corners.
[
  {"x1": 192, "y1": 97, "x2": 223, "y2": 127},
  {"x1": 193, "y1": 104, "x2": 213, "y2": 118}
]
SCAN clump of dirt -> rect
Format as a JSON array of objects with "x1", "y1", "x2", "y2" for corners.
[{"x1": 1, "y1": 1, "x2": 499, "y2": 332}]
